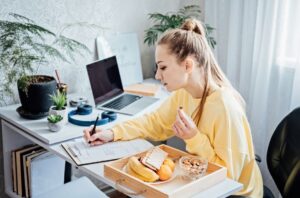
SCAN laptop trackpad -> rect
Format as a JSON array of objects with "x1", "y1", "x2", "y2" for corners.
[{"x1": 121, "y1": 97, "x2": 159, "y2": 115}]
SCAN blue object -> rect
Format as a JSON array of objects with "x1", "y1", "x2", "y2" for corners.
[
  {"x1": 76, "y1": 105, "x2": 93, "y2": 115},
  {"x1": 68, "y1": 105, "x2": 117, "y2": 126}
]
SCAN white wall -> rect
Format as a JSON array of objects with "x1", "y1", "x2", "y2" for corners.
[{"x1": 0, "y1": 0, "x2": 203, "y2": 105}]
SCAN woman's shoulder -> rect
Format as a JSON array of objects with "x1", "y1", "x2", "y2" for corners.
[{"x1": 205, "y1": 87, "x2": 245, "y2": 116}]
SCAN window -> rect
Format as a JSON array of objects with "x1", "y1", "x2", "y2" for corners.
[{"x1": 276, "y1": 0, "x2": 300, "y2": 68}]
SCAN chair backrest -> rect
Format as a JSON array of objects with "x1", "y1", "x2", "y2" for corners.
[{"x1": 267, "y1": 107, "x2": 300, "y2": 197}]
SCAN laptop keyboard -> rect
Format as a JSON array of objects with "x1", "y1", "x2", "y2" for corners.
[{"x1": 102, "y1": 94, "x2": 142, "y2": 110}]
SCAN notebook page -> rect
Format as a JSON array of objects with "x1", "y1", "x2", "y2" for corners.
[{"x1": 63, "y1": 138, "x2": 152, "y2": 164}]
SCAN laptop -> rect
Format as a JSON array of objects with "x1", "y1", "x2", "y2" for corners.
[{"x1": 86, "y1": 56, "x2": 159, "y2": 115}]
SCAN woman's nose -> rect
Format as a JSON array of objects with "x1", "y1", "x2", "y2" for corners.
[{"x1": 155, "y1": 69, "x2": 161, "y2": 80}]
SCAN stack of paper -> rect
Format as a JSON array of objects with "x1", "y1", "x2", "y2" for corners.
[
  {"x1": 11, "y1": 145, "x2": 65, "y2": 197},
  {"x1": 12, "y1": 144, "x2": 40, "y2": 196}
]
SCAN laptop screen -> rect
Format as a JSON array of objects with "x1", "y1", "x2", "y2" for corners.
[{"x1": 86, "y1": 56, "x2": 123, "y2": 105}]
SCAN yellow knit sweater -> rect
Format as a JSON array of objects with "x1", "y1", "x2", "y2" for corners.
[{"x1": 112, "y1": 88, "x2": 263, "y2": 197}]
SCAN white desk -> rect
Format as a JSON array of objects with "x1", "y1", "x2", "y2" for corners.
[{"x1": 0, "y1": 93, "x2": 242, "y2": 198}]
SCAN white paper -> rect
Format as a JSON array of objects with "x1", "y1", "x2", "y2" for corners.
[
  {"x1": 96, "y1": 32, "x2": 143, "y2": 86},
  {"x1": 31, "y1": 152, "x2": 65, "y2": 197},
  {"x1": 64, "y1": 138, "x2": 152, "y2": 164}
]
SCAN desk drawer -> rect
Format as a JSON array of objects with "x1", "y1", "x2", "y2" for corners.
[{"x1": 104, "y1": 144, "x2": 227, "y2": 198}]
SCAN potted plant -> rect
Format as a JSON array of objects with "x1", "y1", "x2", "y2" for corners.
[
  {"x1": 49, "y1": 90, "x2": 67, "y2": 119},
  {"x1": 47, "y1": 114, "x2": 64, "y2": 132},
  {"x1": 0, "y1": 13, "x2": 90, "y2": 118},
  {"x1": 144, "y1": 5, "x2": 216, "y2": 49},
  {"x1": 17, "y1": 75, "x2": 57, "y2": 118}
]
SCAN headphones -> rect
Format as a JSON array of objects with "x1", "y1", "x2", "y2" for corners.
[{"x1": 68, "y1": 105, "x2": 117, "y2": 126}]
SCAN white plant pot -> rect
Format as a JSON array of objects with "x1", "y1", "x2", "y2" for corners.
[
  {"x1": 48, "y1": 121, "x2": 64, "y2": 132},
  {"x1": 49, "y1": 106, "x2": 67, "y2": 123}
]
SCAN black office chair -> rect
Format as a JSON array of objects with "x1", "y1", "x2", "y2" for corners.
[{"x1": 261, "y1": 107, "x2": 300, "y2": 198}]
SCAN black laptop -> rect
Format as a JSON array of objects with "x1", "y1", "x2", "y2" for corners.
[{"x1": 86, "y1": 56, "x2": 158, "y2": 115}]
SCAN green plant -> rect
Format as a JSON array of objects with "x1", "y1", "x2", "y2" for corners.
[
  {"x1": 0, "y1": 13, "x2": 90, "y2": 105},
  {"x1": 49, "y1": 90, "x2": 66, "y2": 110},
  {"x1": 144, "y1": 5, "x2": 216, "y2": 49},
  {"x1": 47, "y1": 114, "x2": 63, "y2": 123}
]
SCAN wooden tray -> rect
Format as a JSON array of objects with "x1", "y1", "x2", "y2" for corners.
[{"x1": 104, "y1": 144, "x2": 227, "y2": 198}]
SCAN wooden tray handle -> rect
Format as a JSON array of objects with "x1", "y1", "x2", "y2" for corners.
[{"x1": 115, "y1": 179, "x2": 147, "y2": 196}]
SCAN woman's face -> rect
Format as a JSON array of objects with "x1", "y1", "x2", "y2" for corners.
[{"x1": 155, "y1": 44, "x2": 188, "y2": 92}]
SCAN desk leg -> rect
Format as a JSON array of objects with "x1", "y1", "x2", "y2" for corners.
[{"x1": 64, "y1": 161, "x2": 72, "y2": 183}]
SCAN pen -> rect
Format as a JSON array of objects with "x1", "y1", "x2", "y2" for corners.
[
  {"x1": 88, "y1": 114, "x2": 99, "y2": 144},
  {"x1": 55, "y1": 69, "x2": 62, "y2": 89}
]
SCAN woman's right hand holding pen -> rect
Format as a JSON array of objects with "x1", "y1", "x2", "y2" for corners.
[{"x1": 83, "y1": 127, "x2": 114, "y2": 146}]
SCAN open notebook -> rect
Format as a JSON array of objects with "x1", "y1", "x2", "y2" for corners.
[{"x1": 61, "y1": 139, "x2": 152, "y2": 166}]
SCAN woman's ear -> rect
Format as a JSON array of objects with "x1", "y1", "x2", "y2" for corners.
[{"x1": 185, "y1": 57, "x2": 194, "y2": 73}]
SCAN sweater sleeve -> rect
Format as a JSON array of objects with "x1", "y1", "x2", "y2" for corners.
[
  {"x1": 112, "y1": 92, "x2": 180, "y2": 141},
  {"x1": 185, "y1": 105, "x2": 251, "y2": 181}
]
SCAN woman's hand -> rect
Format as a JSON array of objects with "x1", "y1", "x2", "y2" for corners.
[
  {"x1": 172, "y1": 107, "x2": 198, "y2": 140},
  {"x1": 83, "y1": 127, "x2": 114, "y2": 146}
]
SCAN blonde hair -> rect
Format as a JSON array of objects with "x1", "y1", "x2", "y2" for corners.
[{"x1": 157, "y1": 18, "x2": 245, "y2": 125}]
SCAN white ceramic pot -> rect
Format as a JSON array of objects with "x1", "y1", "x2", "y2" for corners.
[
  {"x1": 48, "y1": 121, "x2": 64, "y2": 132},
  {"x1": 49, "y1": 106, "x2": 67, "y2": 123}
]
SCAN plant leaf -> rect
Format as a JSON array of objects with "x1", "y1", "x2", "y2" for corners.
[
  {"x1": 0, "y1": 13, "x2": 90, "y2": 103},
  {"x1": 144, "y1": 4, "x2": 216, "y2": 49}
]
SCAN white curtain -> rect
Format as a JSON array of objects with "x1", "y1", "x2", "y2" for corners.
[{"x1": 205, "y1": 0, "x2": 300, "y2": 197}]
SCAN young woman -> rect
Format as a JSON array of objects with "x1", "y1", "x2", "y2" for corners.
[{"x1": 84, "y1": 19, "x2": 263, "y2": 197}]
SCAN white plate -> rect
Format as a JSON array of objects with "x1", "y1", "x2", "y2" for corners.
[{"x1": 122, "y1": 164, "x2": 177, "y2": 185}]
